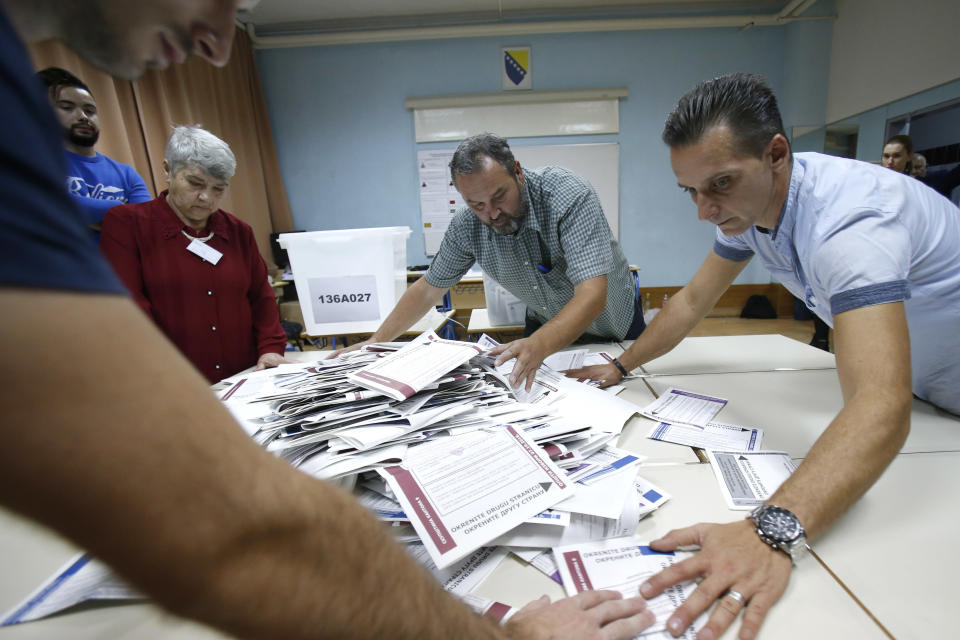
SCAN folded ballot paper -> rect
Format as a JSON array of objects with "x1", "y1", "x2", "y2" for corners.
[
  {"x1": 348, "y1": 332, "x2": 484, "y2": 401},
  {"x1": 5, "y1": 331, "x2": 663, "y2": 624}
]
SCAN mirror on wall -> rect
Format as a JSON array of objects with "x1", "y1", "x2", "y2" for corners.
[
  {"x1": 823, "y1": 125, "x2": 859, "y2": 159},
  {"x1": 885, "y1": 97, "x2": 960, "y2": 168}
]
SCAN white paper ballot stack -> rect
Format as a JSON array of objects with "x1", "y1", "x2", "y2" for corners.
[{"x1": 3, "y1": 331, "x2": 661, "y2": 626}]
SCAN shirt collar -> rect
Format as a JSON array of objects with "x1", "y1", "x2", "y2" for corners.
[
  {"x1": 765, "y1": 158, "x2": 802, "y2": 253},
  {"x1": 516, "y1": 167, "x2": 542, "y2": 238},
  {"x1": 156, "y1": 190, "x2": 231, "y2": 242},
  {"x1": 64, "y1": 150, "x2": 101, "y2": 163}
]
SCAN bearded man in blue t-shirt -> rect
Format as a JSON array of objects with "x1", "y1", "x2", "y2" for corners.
[{"x1": 36, "y1": 66, "x2": 151, "y2": 241}]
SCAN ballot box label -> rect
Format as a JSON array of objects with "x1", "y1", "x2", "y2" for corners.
[{"x1": 308, "y1": 275, "x2": 380, "y2": 323}]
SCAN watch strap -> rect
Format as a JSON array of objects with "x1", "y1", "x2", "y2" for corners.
[
  {"x1": 610, "y1": 358, "x2": 630, "y2": 378},
  {"x1": 749, "y1": 505, "x2": 808, "y2": 566}
]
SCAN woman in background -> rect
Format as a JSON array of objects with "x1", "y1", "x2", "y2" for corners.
[{"x1": 102, "y1": 125, "x2": 287, "y2": 382}]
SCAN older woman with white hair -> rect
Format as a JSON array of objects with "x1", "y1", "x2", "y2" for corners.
[{"x1": 101, "y1": 125, "x2": 287, "y2": 382}]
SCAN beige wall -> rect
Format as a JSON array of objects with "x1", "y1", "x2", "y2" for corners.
[{"x1": 826, "y1": 0, "x2": 960, "y2": 123}]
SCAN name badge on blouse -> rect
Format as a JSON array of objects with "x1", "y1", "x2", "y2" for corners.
[{"x1": 186, "y1": 238, "x2": 223, "y2": 265}]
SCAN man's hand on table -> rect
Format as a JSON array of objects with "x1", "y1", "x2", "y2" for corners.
[
  {"x1": 564, "y1": 363, "x2": 622, "y2": 388},
  {"x1": 639, "y1": 520, "x2": 791, "y2": 640},
  {"x1": 490, "y1": 335, "x2": 549, "y2": 392},
  {"x1": 505, "y1": 591, "x2": 655, "y2": 640},
  {"x1": 256, "y1": 352, "x2": 290, "y2": 370}
]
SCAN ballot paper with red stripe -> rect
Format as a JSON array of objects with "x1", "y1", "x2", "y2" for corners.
[
  {"x1": 554, "y1": 537, "x2": 705, "y2": 639},
  {"x1": 379, "y1": 426, "x2": 574, "y2": 568},
  {"x1": 348, "y1": 331, "x2": 484, "y2": 401}
]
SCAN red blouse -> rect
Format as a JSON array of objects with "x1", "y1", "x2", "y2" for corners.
[{"x1": 101, "y1": 192, "x2": 286, "y2": 382}]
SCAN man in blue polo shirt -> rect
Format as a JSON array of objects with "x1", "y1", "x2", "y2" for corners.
[
  {"x1": 572, "y1": 72, "x2": 959, "y2": 640},
  {"x1": 37, "y1": 67, "x2": 151, "y2": 242}
]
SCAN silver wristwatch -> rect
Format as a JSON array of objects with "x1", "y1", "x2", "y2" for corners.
[{"x1": 748, "y1": 504, "x2": 809, "y2": 565}]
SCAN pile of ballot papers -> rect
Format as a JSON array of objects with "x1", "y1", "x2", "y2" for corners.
[
  {"x1": 216, "y1": 332, "x2": 672, "y2": 568},
  {"x1": 3, "y1": 331, "x2": 690, "y2": 635}
]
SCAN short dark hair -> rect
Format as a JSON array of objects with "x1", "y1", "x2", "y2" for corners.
[
  {"x1": 884, "y1": 134, "x2": 913, "y2": 154},
  {"x1": 662, "y1": 72, "x2": 786, "y2": 158},
  {"x1": 36, "y1": 66, "x2": 93, "y2": 101},
  {"x1": 449, "y1": 133, "x2": 517, "y2": 183}
]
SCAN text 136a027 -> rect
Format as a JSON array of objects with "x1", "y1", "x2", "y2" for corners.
[{"x1": 317, "y1": 292, "x2": 372, "y2": 304}]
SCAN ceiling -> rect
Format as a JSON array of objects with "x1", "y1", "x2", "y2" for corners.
[{"x1": 245, "y1": 0, "x2": 806, "y2": 39}]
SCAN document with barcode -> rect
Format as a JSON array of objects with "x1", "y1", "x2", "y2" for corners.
[
  {"x1": 707, "y1": 450, "x2": 797, "y2": 509},
  {"x1": 648, "y1": 420, "x2": 763, "y2": 452},
  {"x1": 639, "y1": 388, "x2": 727, "y2": 428}
]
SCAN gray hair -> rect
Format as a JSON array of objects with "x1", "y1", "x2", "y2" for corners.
[
  {"x1": 449, "y1": 133, "x2": 517, "y2": 183},
  {"x1": 165, "y1": 125, "x2": 236, "y2": 181}
]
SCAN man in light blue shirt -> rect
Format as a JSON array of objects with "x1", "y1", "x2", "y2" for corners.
[
  {"x1": 711, "y1": 151, "x2": 960, "y2": 413},
  {"x1": 572, "y1": 72, "x2": 959, "y2": 640}
]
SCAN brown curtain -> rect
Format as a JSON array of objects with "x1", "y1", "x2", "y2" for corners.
[{"x1": 28, "y1": 28, "x2": 294, "y2": 265}]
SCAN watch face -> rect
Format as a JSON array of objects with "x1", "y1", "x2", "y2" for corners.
[{"x1": 757, "y1": 506, "x2": 801, "y2": 542}]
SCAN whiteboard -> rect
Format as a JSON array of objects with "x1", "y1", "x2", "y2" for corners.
[
  {"x1": 417, "y1": 142, "x2": 619, "y2": 255},
  {"x1": 412, "y1": 100, "x2": 620, "y2": 142},
  {"x1": 511, "y1": 142, "x2": 619, "y2": 239}
]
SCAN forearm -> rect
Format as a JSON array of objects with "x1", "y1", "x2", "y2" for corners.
[
  {"x1": 616, "y1": 288, "x2": 705, "y2": 370},
  {"x1": 769, "y1": 303, "x2": 913, "y2": 540},
  {"x1": 0, "y1": 291, "x2": 506, "y2": 640},
  {"x1": 533, "y1": 275, "x2": 607, "y2": 353},
  {"x1": 768, "y1": 388, "x2": 910, "y2": 540},
  {"x1": 99, "y1": 218, "x2": 154, "y2": 318},
  {"x1": 371, "y1": 277, "x2": 446, "y2": 342},
  {"x1": 251, "y1": 287, "x2": 287, "y2": 356},
  {"x1": 69, "y1": 193, "x2": 121, "y2": 225},
  {"x1": 618, "y1": 252, "x2": 746, "y2": 371},
  {"x1": 190, "y1": 467, "x2": 508, "y2": 639}
]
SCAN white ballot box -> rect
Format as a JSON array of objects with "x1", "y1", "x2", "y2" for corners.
[
  {"x1": 279, "y1": 227, "x2": 411, "y2": 336},
  {"x1": 482, "y1": 270, "x2": 526, "y2": 326}
]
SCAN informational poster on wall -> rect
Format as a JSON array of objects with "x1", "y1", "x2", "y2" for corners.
[
  {"x1": 417, "y1": 143, "x2": 619, "y2": 256},
  {"x1": 417, "y1": 150, "x2": 465, "y2": 256}
]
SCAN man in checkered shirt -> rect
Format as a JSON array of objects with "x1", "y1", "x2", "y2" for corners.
[{"x1": 342, "y1": 133, "x2": 644, "y2": 391}]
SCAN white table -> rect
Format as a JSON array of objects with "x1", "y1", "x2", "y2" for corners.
[
  {"x1": 3, "y1": 335, "x2": 955, "y2": 639},
  {"x1": 477, "y1": 461, "x2": 888, "y2": 639},
  {"x1": 634, "y1": 334, "x2": 836, "y2": 375},
  {"x1": 0, "y1": 507, "x2": 228, "y2": 639},
  {"x1": 467, "y1": 308, "x2": 524, "y2": 335},
  {"x1": 644, "y1": 369, "x2": 960, "y2": 456},
  {"x1": 812, "y1": 450, "x2": 960, "y2": 639}
]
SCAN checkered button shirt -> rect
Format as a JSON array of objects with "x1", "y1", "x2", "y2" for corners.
[{"x1": 425, "y1": 166, "x2": 635, "y2": 339}]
